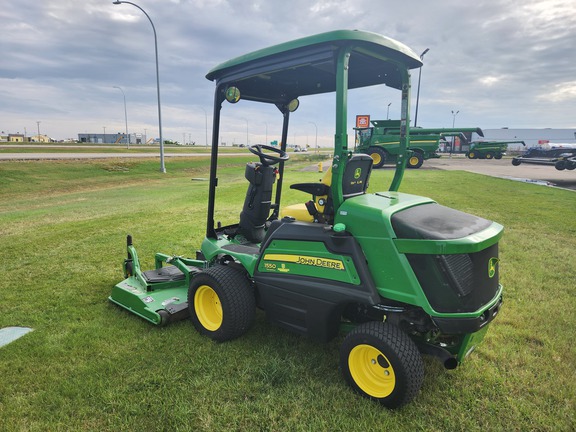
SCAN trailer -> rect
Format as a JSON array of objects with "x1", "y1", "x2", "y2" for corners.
[{"x1": 512, "y1": 144, "x2": 576, "y2": 171}]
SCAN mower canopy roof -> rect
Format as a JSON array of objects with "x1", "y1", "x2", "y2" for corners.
[{"x1": 206, "y1": 29, "x2": 423, "y2": 105}]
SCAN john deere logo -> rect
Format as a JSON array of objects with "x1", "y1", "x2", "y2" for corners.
[
  {"x1": 488, "y1": 257, "x2": 499, "y2": 278},
  {"x1": 354, "y1": 168, "x2": 362, "y2": 179},
  {"x1": 278, "y1": 263, "x2": 290, "y2": 273}
]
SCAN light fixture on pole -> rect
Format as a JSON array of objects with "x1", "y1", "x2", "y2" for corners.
[
  {"x1": 309, "y1": 121, "x2": 318, "y2": 152},
  {"x1": 451, "y1": 110, "x2": 460, "y2": 127},
  {"x1": 112, "y1": 85, "x2": 129, "y2": 148},
  {"x1": 414, "y1": 48, "x2": 429, "y2": 127},
  {"x1": 112, "y1": 1, "x2": 165, "y2": 172}
]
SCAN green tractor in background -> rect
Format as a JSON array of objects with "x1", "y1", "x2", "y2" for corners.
[
  {"x1": 467, "y1": 140, "x2": 525, "y2": 160},
  {"x1": 110, "y1": 30, "x2": 503, "y2": 408},
  {"x1": 354, "y1": 119, "x2": 483, "y2": 168}
]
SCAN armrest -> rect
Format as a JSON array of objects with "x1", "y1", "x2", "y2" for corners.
[{"x1": 290, "y1": 183, "x2": 330, "y2": 196}]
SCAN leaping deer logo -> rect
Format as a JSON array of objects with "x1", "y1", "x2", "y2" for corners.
[{"x1": 488, "y1": 257, "x2": 499, "y2": 278}]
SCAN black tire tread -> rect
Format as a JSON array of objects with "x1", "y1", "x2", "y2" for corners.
[
  {"x1": 407, "y1": 152, "x2": 424, "y2": 169},
  {"x1": 340, "y1": 321, "x2": 424, "y2": 408},
  {"x1": 188, "y1": 265, "x2": 255, "y2": 342},
  {"x1": 367, "y1": 147, "x2": 387, "y2": 169}
]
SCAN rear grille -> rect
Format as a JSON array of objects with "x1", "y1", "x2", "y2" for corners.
[
  {"x1": 439, "y1": 254, "x2": 474, "y2": 298},
  {"x1": 406, "y1": 243, "x2": 499, "y2": 313}
]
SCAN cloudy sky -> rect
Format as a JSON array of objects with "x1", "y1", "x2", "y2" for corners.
[{"x1": 1, "y1": 0, "x2": 575, "y2": 145}]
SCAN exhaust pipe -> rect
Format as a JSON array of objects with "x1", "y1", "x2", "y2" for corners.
[{"x1": 415, "y1": 341, "x2": 459, "y2": 370}]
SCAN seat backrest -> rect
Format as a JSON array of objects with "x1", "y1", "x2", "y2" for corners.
[
  {"x1": 341, "y1": 154, "x2": 373, "y2": 199},
  {"x1": 239, "y1": 162, "x2": 276, "y2": 243}
]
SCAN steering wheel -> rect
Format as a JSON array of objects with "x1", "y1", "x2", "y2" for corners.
[{"x1": 248, "y1": 144, "x2": 289, "y2": 166}]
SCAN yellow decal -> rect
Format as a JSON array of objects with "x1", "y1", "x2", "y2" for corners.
[
  {"x1": 264, "y1": 254, "x2": 345, "y2": 271},
  {"x1": 488, "y1": 257, "x2": 499, "y2": 278},
  {"x1": 278, "y1": 264, "x2": 290, "y2": 273}
]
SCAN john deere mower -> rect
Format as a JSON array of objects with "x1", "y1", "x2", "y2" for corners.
[{"x1": 110, "y1": 30, "x2": 503, "y2": 408}]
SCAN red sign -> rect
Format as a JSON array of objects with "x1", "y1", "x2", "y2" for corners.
[{"x1": 356, "y1": 115, "x2": 370, "y2": 128}]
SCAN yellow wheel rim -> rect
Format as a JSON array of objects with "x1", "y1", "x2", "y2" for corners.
[
  {"x1": 349, "y1": 344, "x2": 396, "y2": 398},
  {"x1": 194, "y1": 285, "x2": 223, "y2": 331},
  {"x1": 370, "y1": 152, "x2": 382, "y2": 165},
  {"x1": 469, "y1": 152, "x2": 475, "y2": 158},
  {"x1": 409, "y1": 156, "x2": 419, "y2": 166}
]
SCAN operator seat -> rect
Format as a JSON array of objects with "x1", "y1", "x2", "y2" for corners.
[
  {"x1": 238, "y1": 162, "x2": 277, "y2": 243},
  {"x1": 282, "y1": 154, "x2": 373, "y2": 223}
]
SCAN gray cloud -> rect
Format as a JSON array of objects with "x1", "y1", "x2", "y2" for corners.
[{"x1": 1, "y1": 0, "x2": 574, "y2": 141}]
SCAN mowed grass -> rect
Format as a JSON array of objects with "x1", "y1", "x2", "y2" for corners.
[{"x1": 0, "y1": 156, "x2": 574, "y2": 431}]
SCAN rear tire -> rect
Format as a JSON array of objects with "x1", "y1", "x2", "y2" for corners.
[
  {"x1": 555, "y1": 160, "x2": 567, "y2": 171},
  {"x1": 485, "y1": 151, "x2": 495, "y2": 159},
  {"x1": 494, "y1": 153, "x2": 503, "y2": 160},
  {"x1": 368, "y1": 147, "x2": 387, "y2": 168},
  {"x1": 467, "y1": 151, "x2": 477, "y2": 159},
  {"x1": 188, "y1": 265, "x2": 255, "y2": 342},
  {"x1": 340, "y1": 322, "x2": 424, "y2": 409},
  {"x1": 407, "y1": 152, "x2": 424, "y2": 169},
  {"x1": 512, "y1": 158, "x2": 521, "y2": 166}
]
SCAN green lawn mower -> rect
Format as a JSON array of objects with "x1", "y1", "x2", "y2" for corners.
[{"x1": 110, "y1": 30, "x2": 503, "y2": 408}]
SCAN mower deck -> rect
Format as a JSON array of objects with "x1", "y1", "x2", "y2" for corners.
[{"x1": 110, "y1": 255, "x2": 204, "y2": 325}]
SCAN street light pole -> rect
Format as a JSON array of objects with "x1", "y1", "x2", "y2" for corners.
[
  {"x1": 112, "y1": 85, "x2": 129, "y2": 148},
  {"x1": 414, "y1": 48, "x2": 429, "y2": 127},
  {"x1": 451, "y1": 110, "x2": 460, "y2": 155},
  {"x1": 451, "y1": 109, "x2": 460, "y2": 128},
  {"x1": 309, "y1": 121, "x2": 318, "y2": 152},
  {"x1": 198, "y1": 107, "x2": 208, "y2": 147},
  {"x1": 113, "y1": 1, "x2": 165, "y2": 172},
  {"x1": 387, "y1": 102, "x2": 391, "y2": 120},
  {"x1": 36, "y1": 121, "x2": 41, "y2": 141},
  {"x1": 244, "y1": 119, "x2": 249, "y2": 146}
]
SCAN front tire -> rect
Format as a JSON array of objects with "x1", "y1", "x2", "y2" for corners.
[
  {"x1": 188, "y1": 265, "x2": 255, "y2": 342},
  {"x1": 368, "y1": 147, "x2": 387, "y2": 168},
  {"x1": 340, "y1": 322, "x2": 424, "y2": 409},
  {"x1": 407, "y1": 152, "x2": 424, "y2": 169},
  {"x1": 485, "y1": 151, "x2": 495, "y2": 159},
  {"x1": 512, "y1": 158, "x2": 521, "y2": 166}
]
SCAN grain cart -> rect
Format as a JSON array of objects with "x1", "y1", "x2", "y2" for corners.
[
  {"x1": 467, "y1": 140, "x2": 525, "y2": 159},
  {"x1": 110, "y1": 30, "x2": 503, "y2": 408},
  {"x1": 354, "y1": 119, "x2": 483, "y2": 168}
]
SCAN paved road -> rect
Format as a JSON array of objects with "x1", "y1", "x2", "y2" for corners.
[
  {"x1": 424, "y1": 156, "x2": 576, "y2": 191},
  {"x1": 1, "y1": 148, "x2": 574, "y2": 191},
  {"x1": 0, "y1": 152, "x2": 213, "y2": 160}
]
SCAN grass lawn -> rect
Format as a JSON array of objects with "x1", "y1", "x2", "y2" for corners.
[{"x1": 0, "y1": 156, "x2": 574, "y2": 431}]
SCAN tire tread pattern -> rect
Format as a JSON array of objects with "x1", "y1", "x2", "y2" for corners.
[
  {"x1": 188, "y1": 265, "x2": 255, "y2": 342},
  {"x1": 340, "y1": 321, "x2": 424, "y2": 408}
]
